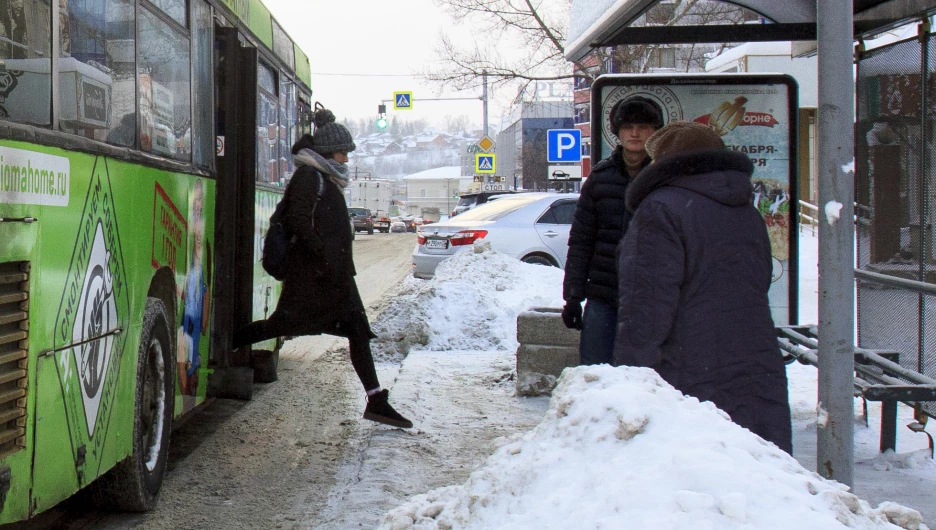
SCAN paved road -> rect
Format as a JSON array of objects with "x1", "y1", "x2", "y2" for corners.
[{"x1": 13, "y1": 233, "x2": 416, "y2": 530}]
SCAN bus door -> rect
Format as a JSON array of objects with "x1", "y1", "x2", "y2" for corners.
[{"x1": 209, "y1": 27, "x2": 257, "y2": 399}]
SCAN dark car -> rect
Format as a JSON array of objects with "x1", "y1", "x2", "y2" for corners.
[
  {"x1": 451, "y1": 190, "x2": 518, "y2": 217},
  {"x1": 349, "y1": 207, "x2": 374, "y2": 235}
]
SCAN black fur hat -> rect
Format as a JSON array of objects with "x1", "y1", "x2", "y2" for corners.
[{"x1": 609, "y1": 96, "x2": 664, "y2": 133}]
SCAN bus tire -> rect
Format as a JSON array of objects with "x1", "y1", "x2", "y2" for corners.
[{"x1": 93, "y1": 297, "x2": 173, "y2": 511}]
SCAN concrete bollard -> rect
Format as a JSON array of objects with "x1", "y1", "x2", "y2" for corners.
[{"x1": 516, "y1": 307, "x2": 580, "y2": 396}]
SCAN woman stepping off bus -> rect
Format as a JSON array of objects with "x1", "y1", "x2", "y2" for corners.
[{"x1": 235, "y1": 106, "x2": 412, "y2": 429}]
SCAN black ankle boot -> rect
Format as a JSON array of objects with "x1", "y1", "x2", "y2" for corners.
[{"x1": 363, "y1": 390, "x2": 413, "y2": 428}]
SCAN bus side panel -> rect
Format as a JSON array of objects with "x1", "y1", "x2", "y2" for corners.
[
  {"x1": 0, "y1": 142, "x2": 46, "y2": 522},
  {"x1": 6, "y1": 144, "x2": 211, "y2": 518},
  {"x1": 252, "y1": 189, "x2": 281, "y2": 351},
  {"x1": 28, "y1": 149, "x2": 142, "y2": 513}
]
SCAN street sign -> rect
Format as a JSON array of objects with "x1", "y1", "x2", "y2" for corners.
[
  {"x1": 547, "y1": 129, "x2": 582, "y2": 163},
  {"x1": 477, "y1": 135, "x2": 495, "y2": 152},
  {"x1": 548, "y1": 165, "x2": 583, "y2": 181},
  {"x1": 475, "y1": 153, "x2": 496, "y2": 173},
  {"x1": 393, "y1": 91, "x2": 413, "y2": 110}
]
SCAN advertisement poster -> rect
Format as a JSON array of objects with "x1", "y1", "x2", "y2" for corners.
[{"x1": 593, "y1": 74, "x2": 798, "y2": 325}]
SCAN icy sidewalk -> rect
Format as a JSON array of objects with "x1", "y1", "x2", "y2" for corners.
[{"x1": 312, "y1": 351, "x2": 550, "y2": 529}]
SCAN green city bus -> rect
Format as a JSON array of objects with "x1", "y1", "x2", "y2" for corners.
[{"x1": 0, "y1": 0, "x2": 310, "y2": 521}]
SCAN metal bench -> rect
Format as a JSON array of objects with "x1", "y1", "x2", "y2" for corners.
[{"x1": 778, "y1": 325, "x2": 936, "y2": 454}]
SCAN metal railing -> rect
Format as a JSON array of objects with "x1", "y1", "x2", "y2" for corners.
[{"x1": 799, "y1": 200, "x2": 818, "y2": 235}]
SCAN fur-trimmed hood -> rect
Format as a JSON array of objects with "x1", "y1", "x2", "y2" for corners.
[{"x1": 625, "y1": 149, "x2": 754, "y2": 212}]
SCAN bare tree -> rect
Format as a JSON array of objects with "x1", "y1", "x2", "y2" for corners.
[
  {"x1": 422, "y1": 0, "x2": 588, "y2": 91},
  {"x1": 425, "y1": 0, "x2": 757, "y2": 95},
  {"x1": 610, "y1": 1, "x2": 757, "y2": 74}
]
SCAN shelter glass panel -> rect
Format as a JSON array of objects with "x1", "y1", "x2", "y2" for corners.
[
  {"x1": 0, "y1": 0, "x2": 52, "y2": 126},
  {"x1": 855, "y1": 36, "x2": 936, "y2": 416},
  {"x1": 138, "y1": 6, "x2": 191, "y2": 161},
  {"x1": 60, "y1": 0, "x2": 136, "y2": 146}
]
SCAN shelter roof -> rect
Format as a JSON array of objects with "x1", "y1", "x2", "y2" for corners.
[{"x1": 566, "y1": 0, "x2": 936, "y2": 62}]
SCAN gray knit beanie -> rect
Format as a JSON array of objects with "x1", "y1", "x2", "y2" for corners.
[{"x1": 311, "y1": 108, "x2": 356, "y2": 155}]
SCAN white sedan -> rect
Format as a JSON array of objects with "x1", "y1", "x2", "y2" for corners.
[{"x1": 412, "y1": 192, "x2": 578, "y2": 279}]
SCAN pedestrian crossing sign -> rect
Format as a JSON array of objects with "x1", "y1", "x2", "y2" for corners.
[
  {"x1": 475, "y1": 153, "x2": 496, "y2": 174},
  {"x1": 393, "y1": 91, "x2": 413, "y2": 110}
]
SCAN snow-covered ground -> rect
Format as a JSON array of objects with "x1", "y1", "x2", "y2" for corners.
[{"x1": 367, "y1": 232, "x2": 935, "y2": 529}]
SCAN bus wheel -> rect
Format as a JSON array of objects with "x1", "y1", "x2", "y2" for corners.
[{"x1": 94, "y1": 297, "x2": 173, "y2": 511}]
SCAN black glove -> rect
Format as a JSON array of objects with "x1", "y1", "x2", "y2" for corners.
[{"x1": 561, "y1": 300, "x2": 583, "y2": 330}]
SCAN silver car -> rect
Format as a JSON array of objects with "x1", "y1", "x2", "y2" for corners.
[{"x1": 412, "y1": 192, "x2": 578, "y2": 279}]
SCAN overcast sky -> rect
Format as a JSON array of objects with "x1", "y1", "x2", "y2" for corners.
[{"x1": 261, "y1": 0, "x2": 503, "y2": 131}]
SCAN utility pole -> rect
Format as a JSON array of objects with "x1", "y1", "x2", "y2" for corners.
[
  {"x1": 482, "y1": 70, "x2": 489, "y2": 136},
  {"x1": 816, "y1": 0, "x2": 855, "y2": 487}
]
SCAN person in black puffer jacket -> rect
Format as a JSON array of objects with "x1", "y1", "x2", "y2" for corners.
[
  {"x1": 235, "y1": 107, "x2": 412, "y2": 429},
  {"x1": 562, "y1": 97, "x2": 663, "y2": 365},
  {"x1": 613, "y1": 122, "x2": 792, "y2": 453}
]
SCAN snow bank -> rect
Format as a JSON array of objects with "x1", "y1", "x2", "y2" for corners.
[
  {"x1": 380, "y1": 365, "x2": 926, "y2": 530},
  {"x1": 371, "y1": 241, "x2": 564, "y2": 360}
]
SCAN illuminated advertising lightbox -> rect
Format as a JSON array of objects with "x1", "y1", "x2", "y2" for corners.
[{"x1": 592, "y1": 74, "x2": 799, "y2": 326}]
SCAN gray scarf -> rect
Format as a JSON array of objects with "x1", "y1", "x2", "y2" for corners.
[{"x1": 293, "y1": 148, "x2": 351, "y2": 189}]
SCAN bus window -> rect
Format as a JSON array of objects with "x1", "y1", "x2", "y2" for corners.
[
  {"x1": 298, "y1": 97, "x2": 312, "y2": 136},
  {"x1": 191, "y1": 0, "x2": 213, "y2": 169},
  {"x1": 59, "y1": 0, "x2": 136, "y2": 146},
  {"x1": 148, "y1": 0, "x2": 187, "y2": 27},
  {"x1": 257, "y1": 61, "x2": 278, "y2": 185},
  {"x1": 138, "y1": 6, "x2": 191, "y2": 161},
  {"x1": 279, "y1": 79, "x2": 296, "y2": 183},
  {"x1": 0, "y1": 0, "x2": 52, "y2": 126},
  {"x1": 272, "y1": 20, "x2": 294, "y2": 70}
]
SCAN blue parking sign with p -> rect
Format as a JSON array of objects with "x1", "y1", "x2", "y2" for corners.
[{"x1": 547, "y1": 129, "x2": 582, "y2": 163}]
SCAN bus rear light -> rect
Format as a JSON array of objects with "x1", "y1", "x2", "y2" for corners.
[{"x1": 450, "y1": 230, "x2": 488, "y2": 246}]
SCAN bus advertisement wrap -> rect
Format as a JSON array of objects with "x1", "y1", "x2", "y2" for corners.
[
  {"x1": 594, "y1": 75, "x2": 798, "y2": 326},
  {"x1": 0, "y1": 145, "x2": 70, "y2": 206}
]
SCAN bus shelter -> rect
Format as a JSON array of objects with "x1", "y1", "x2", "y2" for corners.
[{"x1": 566, "y1": 0, "x2": 936, "y2": 487}]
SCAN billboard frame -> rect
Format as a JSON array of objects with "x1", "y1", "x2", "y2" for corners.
[{"x1": 590, "y1": 73, "x2": 799, "y2": 326}]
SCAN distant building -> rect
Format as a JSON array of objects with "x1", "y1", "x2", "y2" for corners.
[
  {"x1": 496, "y1": 101, "x2": 574, "y2": 191},
  {"x1": 402, "y1": 166, "x2": 472, "y2": 219}
]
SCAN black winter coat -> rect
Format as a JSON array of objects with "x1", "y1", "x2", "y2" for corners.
[
  {"x1": 563, "y1": 146, "x2": 649, "y2": 305},
  {"x1": 613, "y1": 149, "x2": 792, "y2": 453},
  {"x1": 266, "y1": 160, "x2": 372, "y2": 339}
]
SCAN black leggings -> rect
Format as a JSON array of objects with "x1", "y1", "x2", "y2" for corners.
[{"x1": 234, "y1": 320, "x2": 380, "y2": 392}]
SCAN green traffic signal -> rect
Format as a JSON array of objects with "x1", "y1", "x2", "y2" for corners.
[{"x1": 377, "y1": 117, "x2": 388, "y2": 129}]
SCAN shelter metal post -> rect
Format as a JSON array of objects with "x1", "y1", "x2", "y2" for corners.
[{"x1": 816, "y1": 0, "x2": 855, "y2": 486}]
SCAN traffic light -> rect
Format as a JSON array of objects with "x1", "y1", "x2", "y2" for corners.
[{"x1": 376, "y1": 104, "x2": 388, "y2": 129}]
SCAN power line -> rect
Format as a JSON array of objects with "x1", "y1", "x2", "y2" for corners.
[{"x1": 311, "y1": 72, "x2": 418, "y2": 77}]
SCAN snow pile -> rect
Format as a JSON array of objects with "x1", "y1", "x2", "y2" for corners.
[
  {"x1": 380, "y1": 365, "x2": 926, "y2": 530},
  {"x1": 371, "y1": 241, "x2": 564, "y2": 360}
]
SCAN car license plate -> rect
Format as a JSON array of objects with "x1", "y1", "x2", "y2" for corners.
[
  {"x1": 376, "y1": 222, "x2": 389, "y2": 227},
  {"x1": 425, "y1": 239, "x2": 448, "y2": 250}
]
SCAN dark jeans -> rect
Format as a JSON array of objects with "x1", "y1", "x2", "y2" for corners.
[{"x1": 579, "y1": 298, "x2": 617, "y2": 365}]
